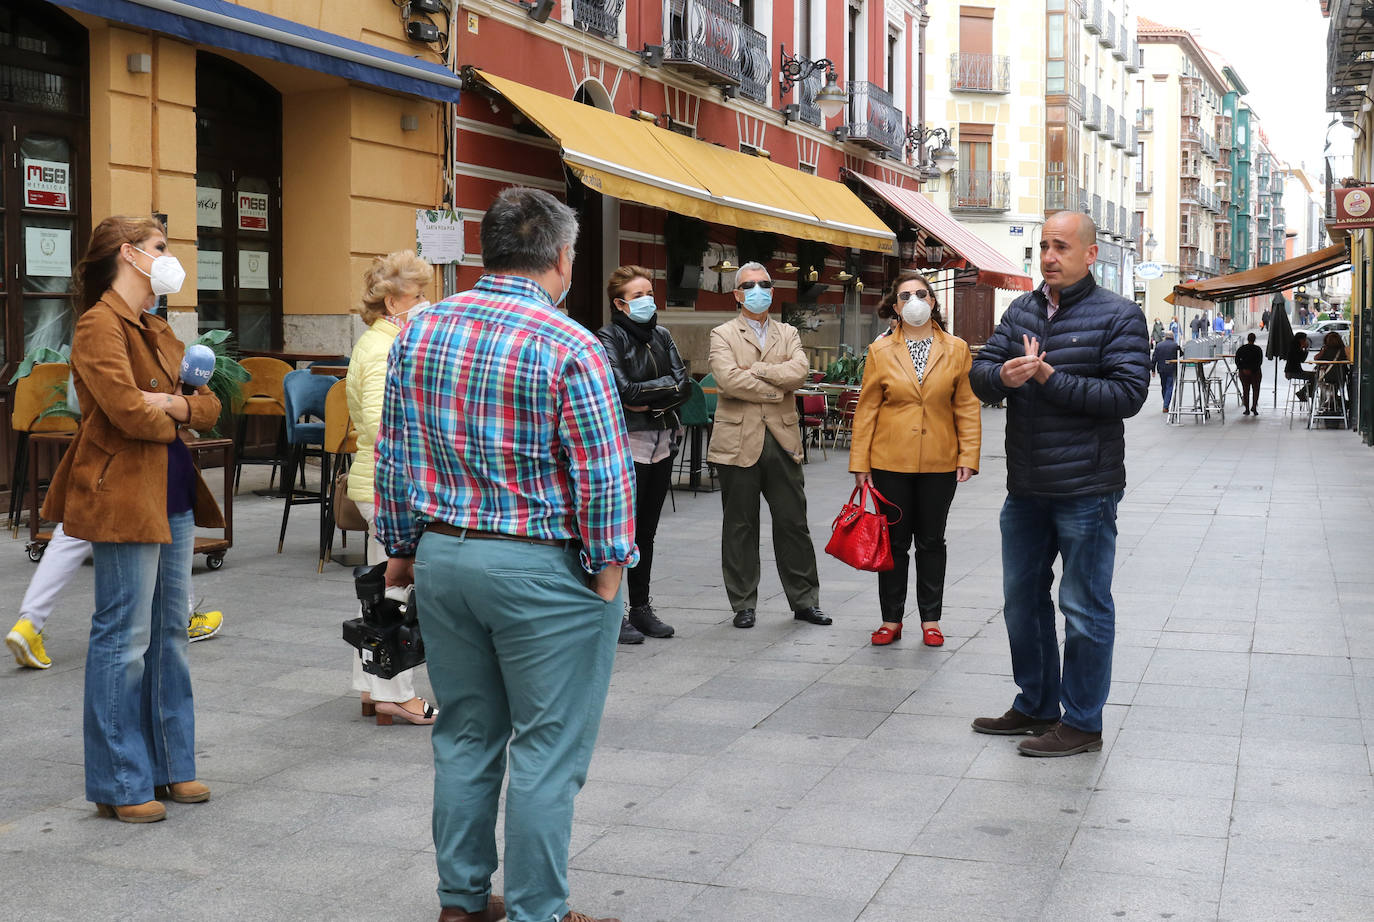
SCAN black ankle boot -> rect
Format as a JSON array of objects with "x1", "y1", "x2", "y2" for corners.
[
  {"x1": 627, "y1": 602, "x2": 675, "y2": 639},
  {"x1": 618, "y1": 614, "x2": 645, "y2": 644}
]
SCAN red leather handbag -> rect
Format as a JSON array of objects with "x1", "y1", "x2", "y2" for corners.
[{"x1": 824, "y1": 482, "x2": 900, "y2": 572}]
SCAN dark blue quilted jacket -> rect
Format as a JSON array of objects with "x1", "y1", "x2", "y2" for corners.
[{"x1": 970, "y1": 275, "x2": 1149, "y2": 498}]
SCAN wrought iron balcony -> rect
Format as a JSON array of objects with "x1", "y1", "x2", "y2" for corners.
[
  {"x1": 1124, "y1": 38, "x2": 1140, "y2": 73},
  {"x1": 1123, "y1": 125, "x2": 1138, "y2": 154},
  {"x1": 951, "y1": 169, "x2": 1011, "y2": 211},
  {"x1": 1120, "y1": 206, "x2": 1130, "y2": 239},
  {"x1": 949, "y1": 53, "x2": 1010, "y2": 94},
  {"x1": 1101, "y1": 104, "x2": 1116, "y2": 140},
  {"x1": 1113, "y1": 27, "x2": 1128, "y2": 61},
  {"x1": 1084, "y1": 94, "x2": 1102, "y2": 130},
  {"x1": 572, "y1": 0, "x2": 623, "y2": 38},
  {"x1": 738, "y1": 22, "x2": 768, "y2": 104},
  {"x1": 1113, "y1": 114, "x2": 1128, "y2": 148},
  {"x1": 844, "y1": 81, "x2": 903, "y2": 153},
  {"x1": 1085, "y1": 0, "x2": 1102, "y2": 33},
  {"x1": 1092, "y1": 193, "x2": 1102, "y2": 224},
  {"x1": 1201, "y1": 131, "x2": 1219, "y2": 161},
  {"x1": 1101, "y1": 9, "x2": 1115, "y2": 47},
  {"x1": 1103, "y1": 205, "x2": 1115, "y2": 235},
  {"x1": 663, "y1": 0, "x2": 742, "y2": 88}
]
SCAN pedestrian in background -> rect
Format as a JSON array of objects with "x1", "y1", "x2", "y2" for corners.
[
  {"x1": 375, "y1": 187, "x2": 632, "y2": 922},
  {"x1": 1151, "y1": 330, "x2": 1181, "y2": 415},
  {"x1": 1150, "y1": 318, "x2": 1164, "y2": 345},
  {"x1": 707, "y1": 262, "x2": 828, "y2": 631},
  {"x1": 43, "y1": 215, "x2": 223, "y2": 821},
  {"x1": 1190, "y1": 313, "x2": 1203, "y2": 339},
  {"x1": 1234, "y1": 332, "x2": 1264, "y2": 416},
  {"x1": 597, "y1": 264, "x2": 690, "y2": 644},
  {"x1": 1169, "y1": 316, "x2": 1181, "y2": 339},
  {"x1": 968, "y1": 211, "x2": 1148, "y2": 757},
  {"x1": 849, "y1": 271, "x2": 980, "y2": 648},
  {"x1": 345, "y1": 250, "x2": 438, "y2": 725}
]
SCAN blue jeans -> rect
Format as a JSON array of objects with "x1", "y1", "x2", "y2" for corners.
[
  {"x1": 999, "y1": 491, "x2": 1121, "y2": 734},
  {"x1": 85, "y1": 510, "x2": 196, "y2": 805},
  {"x1": 415, "y1": 532, "x2": 622, "y2": 922},
  {"x1": 1159, "y1": 371, "x2": 1176, "y2": 411}
]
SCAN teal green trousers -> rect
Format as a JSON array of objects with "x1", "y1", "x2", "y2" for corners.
[{"x1": 415, "y1": 532, "x2": 622, "y2": 922}]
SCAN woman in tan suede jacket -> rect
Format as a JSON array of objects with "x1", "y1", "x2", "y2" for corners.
[
  {"x1": 850, "y1": 271, "x2": 981, "y2": 649},
  {"x1": 43, "y1": 215, "x2": 222, "y2": 824}
]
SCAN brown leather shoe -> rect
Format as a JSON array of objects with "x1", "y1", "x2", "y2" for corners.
[
  {"x1": 563, "y1": 912, "x2": 621, "y2": 922},
  {"x1": 437, "y1": 895, "x2": 506, "y2": 921},
  {"x1": 971, "y1": 708, "x2": 1057, "y2": 736},
  {"x1": 95, "y1": 800, "x2": 166, "y2": 823},
  {"x1": 154, "y1": 781, "x2": 210, "y2": 803},
  {"x1": 1017, "y1": 722, "x2": 1103, "y2": 757}
]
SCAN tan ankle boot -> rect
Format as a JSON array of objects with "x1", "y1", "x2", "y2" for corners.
[
  {"x1": 96, "y1": 800, "x2": 166, "y2": 823},
  {"x1": 154, "y1": 781, "x2": 210, "y2": 803}
]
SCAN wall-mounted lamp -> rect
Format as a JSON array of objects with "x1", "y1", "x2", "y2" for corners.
[
  {"x1": 631, "y1": 109, "x2": 656, "y2": 122},
  {"x1": 832, "y1": 126, "x2": 849, "y2": 143},
  {"x1": 854, "y1": 280, "x2": 865, "y2": 294},
  {"x1": 710, "y1": 257, "x2": 738, "y2": 274},
  {"x1": 641, "y1": 44, "x2": 664, "y2": 68},
  {"x1": 905, "y1": 123, "x2": 957, "y2": 179},
  {"x1": 780, "y1": 103, "x2": 800, "y2": 125},
  {"x1": 778, "y1": 45, "x2": 847, "y2": 120},
  {"x1": 806, "y1": 266, "x2": 820, "y2": 283},
  {"x1": 833, "y1": 270, "x2": 854, "y2": 284},
  {"x1": 778, "y1": 262, "x2": 799, "y2": 274},
  {"x1": 126, "y1": 53, "x2": 151, "y2": 74},
  {"x1": 721, "y1": 84, "x2": 739, "y2": 103},
  {"x1": 400, "y1": 115, "x2": 419, "y2": 132},
  {"x1": 519, "y1": 0, "x2": 554, "y2": 23}
]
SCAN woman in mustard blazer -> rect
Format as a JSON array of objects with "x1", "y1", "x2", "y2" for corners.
[{"x1": 850, "y1": 271, "x2": 981, "y2": 648}]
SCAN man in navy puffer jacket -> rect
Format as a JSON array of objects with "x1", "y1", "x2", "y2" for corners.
[{"x1": 969, "y1": 211, "x2": 1149, "y2": 757}]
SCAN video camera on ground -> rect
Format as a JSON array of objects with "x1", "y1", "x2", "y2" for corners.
[{"x1": 342, "y1": 562, "x2": 425, "y2": 679}]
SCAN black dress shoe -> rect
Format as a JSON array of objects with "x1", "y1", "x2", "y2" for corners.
[
  {"x1": 793, "y1": 607, "x2": 832, "y2": 625},
  {"x1": 732, "y1": 609, "x2": 756, "y2": 629}
]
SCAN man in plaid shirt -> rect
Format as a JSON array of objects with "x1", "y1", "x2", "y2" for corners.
[{"x1": 375, "y1": 187, "x2": 635, "y2": 922}]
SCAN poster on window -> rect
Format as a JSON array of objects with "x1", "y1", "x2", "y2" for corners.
[
  {"x1": 198, "y1": 250, "x2": 223, "y2": 291},
  {"x1": 415, "y1": 209, "x2": 463, "y2": 265},
  {"x1": 197, "y1": 187, "x2": 222, "y2": 228},
  {"x1": 239, "y1": 250, "x2": 269, "y2": 289},
  {"x1": 238, "y1": 191, "x2": 269, "y2": 231},
  {"x1": 24, "y1": 226, "x2": 72, "y2": 277},
  {"x1": 23, "y1": 158, "x2": 71, "y2": 210}
]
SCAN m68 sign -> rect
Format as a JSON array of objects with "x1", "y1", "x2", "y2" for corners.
[
  {"x1": 238, "y1": 191, "x2": 269, "y2": 231},
  {"x1": 24, "y1": 158, "x2": 71, "y2": 210}
]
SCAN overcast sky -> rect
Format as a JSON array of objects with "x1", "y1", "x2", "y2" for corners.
[{"x1": 1133, "y1": 0, "x2": 1348, "y2": 177}]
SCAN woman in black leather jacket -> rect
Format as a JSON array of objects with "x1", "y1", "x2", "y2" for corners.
[{"x1": 597, "y1": 265, "x2": 691, "y2": 644}]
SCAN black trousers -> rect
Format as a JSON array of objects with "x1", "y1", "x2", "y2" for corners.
[
  {"x1": 870, "y1": 469, "x2": 958, "y2": 623},
  {"x1": 628, "y1": 456, "x2": 673, "y2": 607},
  {"x1": 1238, "y1": 368, "x2": 1261, "y2": 410}
]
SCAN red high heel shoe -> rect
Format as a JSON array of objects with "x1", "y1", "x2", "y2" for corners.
[
  {"x1": 922, "y1": 626, "x2": 945, "y2": 647},
  {"x1": 871, "y1": 624, "x2": 903, "y2": 646}
]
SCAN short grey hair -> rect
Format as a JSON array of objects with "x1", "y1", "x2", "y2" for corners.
[
  {"x1": 480, "y1": 187, "x2": 579, "y2": 274},
  {"x1": 735, "y1": 261, "x2": 770, "y2": 279}
]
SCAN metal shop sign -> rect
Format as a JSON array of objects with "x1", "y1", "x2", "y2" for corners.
[
  {"x1": 24, "y1": 158, "x2": 70, "y2": 210},
  {"x1": 1329, "y1": 186, "x2": 1374, "y2": 229},
  {"x1": 237, "y1": 191, "x2": 269, "y2": 231}
]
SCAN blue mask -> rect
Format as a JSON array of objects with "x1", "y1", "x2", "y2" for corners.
[
  {"x1": 742, "y1": 287, "x2": 772, "y2": 313},
  {"x1": 626, "y1": 295, "x2": 656, "y2": 323}
]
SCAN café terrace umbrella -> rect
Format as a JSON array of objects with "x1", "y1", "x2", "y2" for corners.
[{"x1": 1265, "y1": 292, "x2": 1294, "y2": 408}]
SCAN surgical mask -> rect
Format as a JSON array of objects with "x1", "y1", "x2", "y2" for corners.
[
  {"x1": 131, "y1": 246, "x2": 186, "y2": 296},
  {"x1": 741, "y1": 287, "x2": 772, "y2": 314},
  {"x1": 393, "y1": 300, "x2": 430, "y2": 323},
  {"x1": 626, "y1": 295, "x2": 656, "y2": 323},
  {"x1": 901, "y1": 300, "x2": 932, "y2": 328}
]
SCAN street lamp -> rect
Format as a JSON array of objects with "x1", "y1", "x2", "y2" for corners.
[
  {"x1": 1144, "y1": 230, "x2": 1158, "y2": 262},
  {"x1": 778, "y1": 46, "x2": 848, "y2": 121},
  {"x1": 905, "y1": 123, "x2": 957, "y2": 179}
]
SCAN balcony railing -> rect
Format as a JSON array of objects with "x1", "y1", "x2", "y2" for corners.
[
  {"x1": 1201, "y1": 131, "x2": 1219, "y2": 161},
  {"x1": 794, "y1": 58, "x2": 824, "y2": 126},
  {"x1": 1113, "y1": 115, "x2": 1128, "y2": 148},
  {"x1": 572, "y1": 0, "x2": 623, "y2": 38},
  {"x1": 1113, "y1": 24, "x2": 1128, "y2": 59},
  {"x1": 1101, "y1": 104, "x2": 1116, "y2": 140},
  {"x1": 950, "y1": 52, "x2": 1011, "y2": 94},
  {"x1": 1103, "y1": 205, "x2": 1115, "y2": 235},
  {"x1": 1085, "y1": 0, "x2": 1102, "y2": 34},
  {"x1": 1120, "y1": 206, "x2": 1130, "y2": 239},
  {"x1": 1085, "y1": 94, "x2": 1102, "y2": 129},
  {"x1": 952, "y1": 169, "x2": 1011, "y2": 211},
  {"x1": 663, "y1": 0, "x2": 742, "y2": 87},
  {"x1": 1092, "y1": 193, "x2": 1102, "y2": 225},
  {"x1": 1124, "y1": 38, "x2": 1140, "y2": 73},
  {"x1": 1123, "y1": 124, "x2": 1138, "y2": 154},
  {"x1": 738, "y1": 22, "x2": 768, "y2": 103},
  {"x1": 844, "y1": 81, "x2": 904, "y2": 153},
  {"x1": 1102, "y1": 9, "x2": 1116, "y2": 47}
]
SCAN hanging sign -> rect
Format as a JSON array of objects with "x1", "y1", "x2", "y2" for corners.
[
  {"x1": 415, "y1": 209, "x2": 463, "y2": 265},
  {"x1": 197, "y1": 187, "x2": 222, "y2": 228},
  {"x1": 198, "y1": 250, "x2": 223, "y2": 291},
  {"x1": 238, "y1": 191, "x2": 270, "y2": 231},
  {"x1": 23, "y1": 158, "x2": 71, "y2": 210},
  {"x1": 1135, "y1": 262, "x2": 1163, "y2": 280},
  {"x1": 1329, "y1": 186, "x2": 1374, "y2": 230},
  {"x1": 24, "y1": 226, "x2": 72, "y2": 277},
  {"x1": 239, "y1": 250, "x2": 270, "y2": 289}
]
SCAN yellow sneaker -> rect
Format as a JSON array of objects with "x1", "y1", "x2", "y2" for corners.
[
  {"x1": 187, "y1": 610, "x2": 223, "y2": 643},
  {"x1": 6, "y1": 618, "x2": 51, "y2": 669}
]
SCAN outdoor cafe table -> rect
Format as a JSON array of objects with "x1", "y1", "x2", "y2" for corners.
[
  {"x1": 1167, "y1": 357, "x2": 1225, "y2": 425},
  {"x1": 1308, "y1": 359, "x2": 1353, "y2": 429}
]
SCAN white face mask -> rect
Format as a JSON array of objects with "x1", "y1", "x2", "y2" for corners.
[
  {"x1": 393, "y1": 300, "x2": 430, "y2": 323},
  {"x1": 901, "y1": 300, "x2": 932, "y2": 328},
  {"x1": 130, "y1": 245, "x2": 186, "y2": 296}
]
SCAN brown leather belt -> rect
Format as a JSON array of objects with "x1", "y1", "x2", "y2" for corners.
[{"x1": 424, "y1": 522, "x2": 576, "y2": 549}]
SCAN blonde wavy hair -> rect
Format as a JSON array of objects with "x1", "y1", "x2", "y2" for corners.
[{"x1": 359, "y1": 250, "x2": 433, "y2": 325}]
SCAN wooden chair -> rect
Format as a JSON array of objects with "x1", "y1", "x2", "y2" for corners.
[
  {"x1": 9, "y1": 363, "x2": 79, "y2": 535},
  {"x1": 319, "y1": 379, "x2": 360, "y2": 571},
  {"x1": 234, "y1": 356, "x2": 292, "y2": 493}
]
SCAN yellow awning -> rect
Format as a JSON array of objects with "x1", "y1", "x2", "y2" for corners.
[{"x1": 474, "y1": 71, "x2": 895, "y2": 254}]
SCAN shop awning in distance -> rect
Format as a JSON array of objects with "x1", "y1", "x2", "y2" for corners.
[
  {"x1": 1165, "y1": 244, "x2": 1350, "y2": 307},
  {"x1": 843, "y1": 172, "x2": 1033, "y2": 291},
  {"x1": 55, "y1": 0, "x2": 464, "y2": 103},
  {"x1": 471, "y1": 70, "x2": 896, "y2": 254}
]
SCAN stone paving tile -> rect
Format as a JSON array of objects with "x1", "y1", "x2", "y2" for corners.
[
  {"x1": 714, "y1": 839, "x2": 903, "y2": 902},
  {"x1": 1036, "y1": 868, "x2": 1220, "y2": 920},
  {"x1": 1063, "y1": 826, "x2": 1228, "y2": 886}
]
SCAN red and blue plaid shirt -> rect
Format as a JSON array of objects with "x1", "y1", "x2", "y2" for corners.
[{"x1": 374, "y1": 274, "x2": 639, "y2": 573}]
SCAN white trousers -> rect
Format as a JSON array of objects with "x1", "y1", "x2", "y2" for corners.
[
  {"x1": 20, "y1": 523, "x2": 199, "y2": 631},
  {"x1": 348, "y1": 502, "x2": 417, "y2": 703}
]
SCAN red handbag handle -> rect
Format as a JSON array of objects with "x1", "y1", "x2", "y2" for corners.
[{"x1": 844, "y1": 481, "x2": 903, "y2": 524}]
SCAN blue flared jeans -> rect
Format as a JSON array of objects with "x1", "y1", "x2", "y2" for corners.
[
  {"x1": 85, "y1": 510, "x2": 197, "y2": 805},
  {"x1": 999, "y1": 491, "x2": 1122, "y2": 734}
]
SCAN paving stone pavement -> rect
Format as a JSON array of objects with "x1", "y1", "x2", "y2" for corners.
[{"x1": 3, "y1": 398, "x2": 1373, "y2": 922}]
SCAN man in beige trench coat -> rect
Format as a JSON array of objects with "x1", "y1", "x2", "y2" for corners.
[{"x1": 707, "y1": 262, "x2": 828, "y2": 630}]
